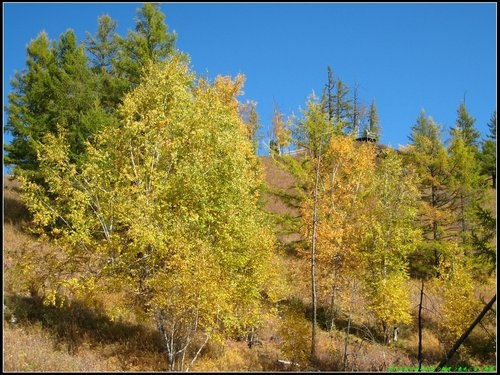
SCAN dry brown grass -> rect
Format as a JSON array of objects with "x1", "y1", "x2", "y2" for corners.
[
  {"x1": 3, "y1": 177, "x2": 167, "y2": 371},
  {"x1": 3, "y1": 176, "x2": 30, "y2": 226},
  {"x1": 261, "y1": 156, "x2": 300, "y2": 218},
  {"x1": 3, "y1": 168, "x2": 496, "y2": 372},
  {"x1": 3, "y1": 321, "x2": 120, "y2": 372}
]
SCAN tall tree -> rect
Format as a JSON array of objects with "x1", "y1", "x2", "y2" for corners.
[
  {"x1": 272, "y1": 103, "x2": 291, "y2": 155},
  {"x1": 334, "y1": 79, "x2": 353, "y2": 133},
  {"x1": 314, "y1": 136, "x2": 376, "y2": 332},
  {"x1": 480, "y1": 110, "x2": 496, "y2": 188},
  {"x1": 20, "y1": 57, "x2": 279, "y2": 371},
  {"x1": 320, "y1": 66, "x2": 353, "y2": 135},
  {"x1": 114, "y1": 3, "x2": 178, "y2": 87},
  {"x1": 85, "y1": 15, "x2": 119, "y2": 73},
  {"x1": 450, "y1": 101, "x2": 480, "y2": 151},
  {"x1": 321, "y1": 65, "x2": 336, "y2": 125},
  {"x1": 5, "y1": 32, "x2": 57, "y2": 178},
  {"x1": 362, "y1": 149, "x2": 421, "y2": 343},
  {"x1": 366, "y1": 99, "x2": 381, "y2": 142},
  {"x1": 487, "y1": 109, "x2": 496, "y2": 140},
  {"x1": 5, "y1": 30, "x2": 100, "y2": 180},
  {"x1": 406, "y1": 111, "x2": 453, "y2": 273},
  {"x1": 346, "y1": 83, "x2": 362, "y2": 137},
  {"x1": 447, "y1": 131, "x2": 486, "y2": 247},
  {"x1": 293, "y1": 93, "x2": 340, "y2": 158},
  {"x1": 238, "y1": 100, "x2": 261, "y2": 153},
  {"x1": 85, "y1": 14, "x2": 127, "y2": 110},
  {"x1": 52, "y1": 30, "x2": 100, "y2": 161}
]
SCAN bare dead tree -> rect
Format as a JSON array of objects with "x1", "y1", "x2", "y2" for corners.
[{"x1": 434, "y1": 294, "x2": 496, "y2": 372}]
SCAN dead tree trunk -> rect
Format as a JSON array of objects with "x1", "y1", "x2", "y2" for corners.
[
  {"x1": 434, "y1": 294, "x2": 496, "y2": 372},
  {"x1": 418, "y1": 279, "x2": 424, "y2": 372}
]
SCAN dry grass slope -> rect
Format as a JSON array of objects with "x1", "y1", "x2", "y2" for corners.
[{"x1": 3, "y1": 161, "x2": 497, "y2": 372}]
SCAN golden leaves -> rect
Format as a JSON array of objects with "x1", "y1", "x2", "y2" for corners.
[{"x1": 20, "y1": 56, "x2": 277, "y2": 369}]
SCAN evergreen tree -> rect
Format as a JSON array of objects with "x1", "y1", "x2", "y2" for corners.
[
  {"x1": 114, "y1": 3, "x2": 178, "y2": 87},
  {"x1": 5, "y1": 30, "x2": 100, "y2": 180},
  {"x1": 321, "y1": 65, "x2": 335, "y2": 124},
  {"x1": 334, "y1": 79, "x2": 353, "y2": 133},
  {"x1": 5, "y1": 32, "x2": 57, "y2": 178},
  {"x1": 480, "y1": 110, "x2": 496, "y2": 188},
  {"x1": 450, "y1": 101, "x2": 480, "y2": 151},
  {"x1": 238, "y1": 100, "x2": 261, "y2": 153},
  {"x1": 85, "y1": 15, "x2": 118, "y2": 73},
  {"x1": 320, "y1": 66, "x2": 353, "y2": 135},
  {"x1": 347, "y1": 84, "x2": 361, "y2": 137},
  {"x1": 406, "y1": 111, "x2": 453, "y2": 273},
  {"x1": 52, "y1": 30, "x2": 99, "y2": 160},
  {"x1": 447, "y1": 130, "x2": 486, "y2": 248},
  {"x1": 487, "y1": 110, "x2": 496, "y2": 140},
  {"x1": 292, "y1": 93, "x2": 338, "y2": 158},
  {"x1": 85, "y1": 14, "x2": 127, "y2": 110},
  {"x1": 469, "y1": 204, "x2": 496, "y2": 274},
  {"x1": 366, "y1": 99, "x2": 381, "y2": 142}
]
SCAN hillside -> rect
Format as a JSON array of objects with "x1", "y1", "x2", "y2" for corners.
[{"x1": 3, "y1": 160, "x2": 497, "y2": 371}]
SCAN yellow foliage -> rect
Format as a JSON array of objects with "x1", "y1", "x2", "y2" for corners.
[
  {"x1": 19, "y1": 57, "x2": 280, "y2": 370},
  {"x1": 278, "y1": 307, "x2": 311, "y2": 367},
  {"x1": 432, "y1": 256, "x2": 483, "y2": 341},
  {"x1": 366, "y1": 274, "x2": 412, "y2": 327}
]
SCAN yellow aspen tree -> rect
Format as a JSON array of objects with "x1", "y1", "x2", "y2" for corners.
[
  {"x1": 20, "y1": 57, "x2": 279, "y2": 371},
  {"x1": 302, "y1": 136, "x2": 376, "y2": 331},
  {"x1": 272, "y1": 103, "x2": 291, "y2": 155},
  {"x1": 430, "y1": 251, "x2": 483, "y2": 345},
  {"x1": 362, "y1": 149, "x2": 421, "y2": 344}
]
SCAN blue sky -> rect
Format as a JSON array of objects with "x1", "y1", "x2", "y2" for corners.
[{"x1": 2, "y1": 2, "x2": 497, "y2": 173}]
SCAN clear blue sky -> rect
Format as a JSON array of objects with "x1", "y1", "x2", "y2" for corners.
[{"x1": 2, "y1": 2, "x2": 497, "y2": 173}]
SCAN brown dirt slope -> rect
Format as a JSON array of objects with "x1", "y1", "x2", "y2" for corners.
[{"x1": 260, "y1": 156, "x2": 302, "y2": 244}]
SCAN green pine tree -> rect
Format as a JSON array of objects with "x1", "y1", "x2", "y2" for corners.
[
  {"x1": 293, "y1": 93, "x2": 338, "y2": 158},
  {"x1": 5, "y1": 32, "x2": 56, "y2": 178},
  {"x1": 366, "y1": 99, "x2": 381, "y2": 142},
  {"x1": 321, "y1": 65, "x2": 336, "y2": 125},
  {"x1": 406, "y1": 110, "x2": 453, "y2": 274},
  {"x1": 85, "y1": 14, "x2": 128, "y2": 110},
  {"x1": 480, "y1": 110, "x2": 496, "y2": 188},
  {"x1": 114, "y1": 3, "x2": 178, "y2": 87},
  {"x1": 334, "y1": 79, "x2": 353, "y2": 133},
  {"x1": 447, "y1": 130, "x2": 487, "y2": 247},
  {"x1": 5, "y1": 30, "x2": 101, "y2": 180},
  {"x1": 450, "y1": 101, "x2": 480, "y2": 151}
]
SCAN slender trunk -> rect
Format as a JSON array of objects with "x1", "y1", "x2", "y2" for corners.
[
  {"x1": 460, "y1": 194, "x2": 465, "y2": 239},
  {"x1": 343, "y1": 279, "x2": 356, "y2": 370},
  {"x1": 431, "y1": 182, "x2": 440, "y2": 267},
  {"x1": 310, "y1": 148, "x2": 321, "y2": 362},
  {"x1": 186, "y1": 333, "x2": 210, "y2": 372},
  {"x1": 329, "y1": 273, "x2": 337, "y2": 331},
  {"x1": 435, "y1": 294, "x2": 496, "y2": 372},
  {"x1": 418, "y1": 279, "x2": 424, "y2": 372}
]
